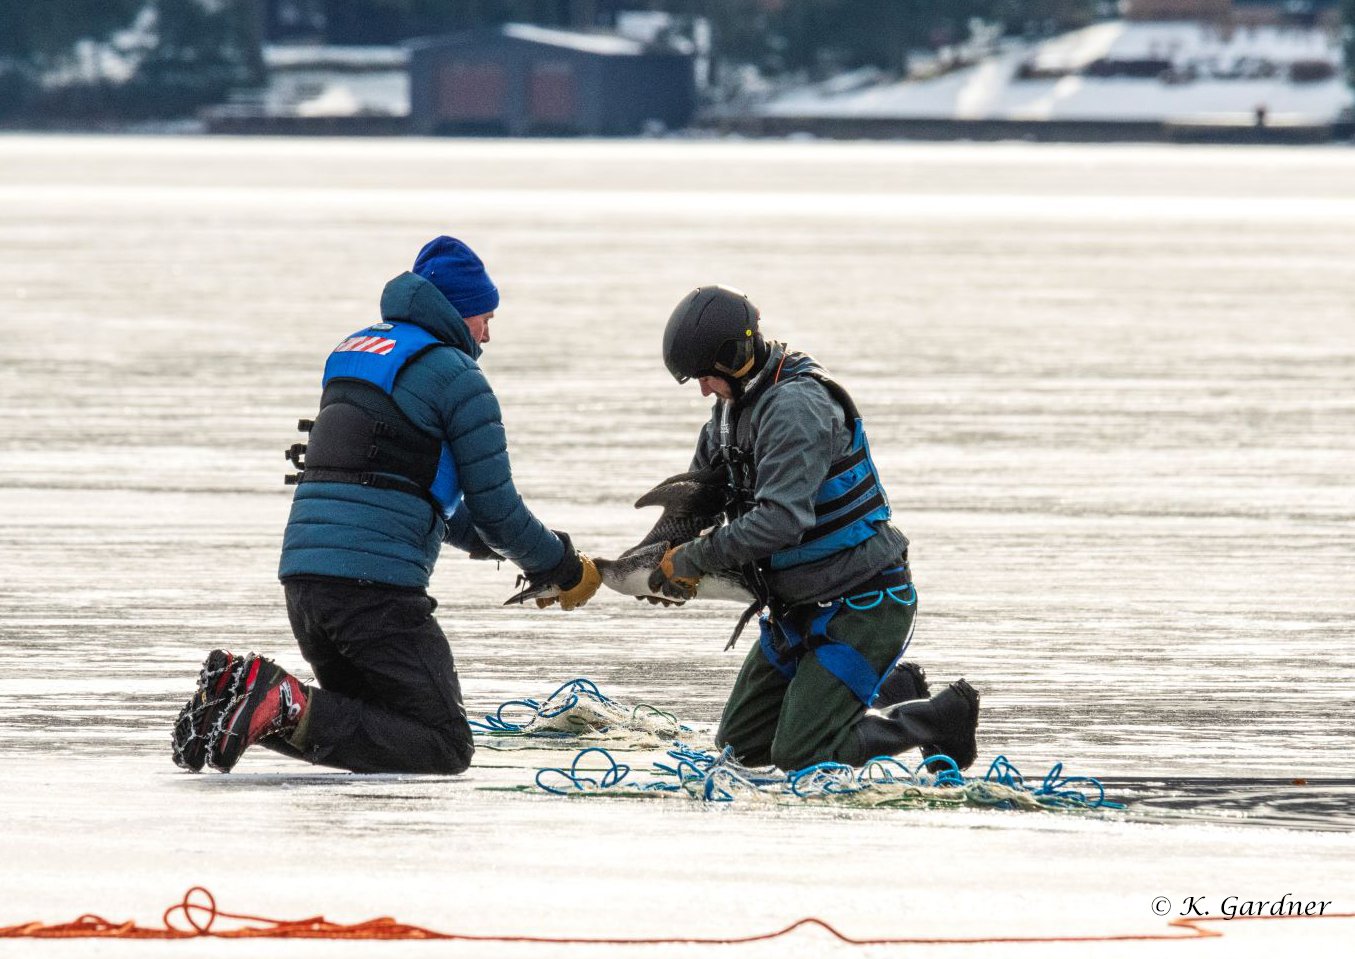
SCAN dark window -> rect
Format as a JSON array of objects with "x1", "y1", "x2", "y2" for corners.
[
  {"x1": 438, "y1": 62, "x2": 507, "y2": 121},
  {"x1": 529, "y1": 62, "x2": 575, "y2": 126}
]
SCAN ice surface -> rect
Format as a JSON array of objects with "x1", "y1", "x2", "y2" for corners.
[{"x1": 1, "y1": 135, "x2": 1353, "y2": 955}]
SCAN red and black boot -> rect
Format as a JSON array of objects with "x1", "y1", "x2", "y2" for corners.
[
  {"x1": 171, "y1": 649, "x2": 253, "y2": 772},
  {"x1": 206, "y1": 658, "x2": 308, "y2": 773}
]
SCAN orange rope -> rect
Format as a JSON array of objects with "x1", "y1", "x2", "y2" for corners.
[{"x1": 0, "y1": 887, "x2": 1348, "y2": 945}]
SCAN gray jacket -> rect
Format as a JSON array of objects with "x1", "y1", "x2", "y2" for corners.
[{"x1": 683, "y1": 343, "x2": 908, "y2": 605}]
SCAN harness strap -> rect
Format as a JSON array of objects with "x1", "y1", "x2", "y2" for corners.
[
  {"x1": 758, "y1": 617, "x2": 797, "y2": 681},
  {"x1": 760, "y1": 601, "x2": 879, "y2": 706},
  {"x1": 755, "y1": 561, "x2": 916, "y2": 706},
  {"x1": 811, "y1": 642, "x2": 885, "y2": 706},
  {"x1": 295, "y1": 467, "x2": 433, "y2": 504}
]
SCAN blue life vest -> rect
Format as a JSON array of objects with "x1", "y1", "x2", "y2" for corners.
[
  {"x1": 290, "y1": 320, "x2": 462, "y2": 517},
  {"x1": 729, "y1": 354, "x2": 892, "y2": 572}
]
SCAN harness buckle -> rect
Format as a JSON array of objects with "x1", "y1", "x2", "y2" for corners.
[
  {"x1": 285, "y1": 443, "x2": 307, "y2": 469},
  {"x1": 284, "y1": 473, "x2": 300, "y2": 485},
  {"x1": 297, "y1": 418, "x2": 314, "y2": 433}
]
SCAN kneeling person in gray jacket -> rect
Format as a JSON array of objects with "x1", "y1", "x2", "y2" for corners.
[
  {"x1": 648, "y1": 285, "x2": 980, "y2": 774},
  {"x1": 172, "y1": 236, "x2": 600, "y2": 775}
]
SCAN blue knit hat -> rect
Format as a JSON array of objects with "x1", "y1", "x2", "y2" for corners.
[{"x1": 412, "y1": 236, "x2": 500, "y2": 319}]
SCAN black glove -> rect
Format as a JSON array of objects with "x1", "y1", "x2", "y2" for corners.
[{"x1": 536, "y1": 531, "x2": 582, "y2": 589}]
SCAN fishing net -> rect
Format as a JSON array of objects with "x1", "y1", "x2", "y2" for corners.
[
  {"x1": 469, "y1": 678, "x2": 695, "y2": 750},
  {"x1": 473, "y1": 678, "x2": 1121, "y2": 812},
  {"x1": 536, "y1": 744, "x2": 1123, "y2": 812}
]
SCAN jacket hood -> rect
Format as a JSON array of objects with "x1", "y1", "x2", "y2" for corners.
[{"x1": 379, "y1": 271, "x2": 481, "y2": 360}]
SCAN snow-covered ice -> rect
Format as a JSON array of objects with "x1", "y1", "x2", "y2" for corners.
[{"x1": 1, "y1": 135, "x2": 1353, "y2": 955}]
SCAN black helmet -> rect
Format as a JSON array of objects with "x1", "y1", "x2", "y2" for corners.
[{"x1": 662, "y1": 285, "x2": 761, "y2": 384}]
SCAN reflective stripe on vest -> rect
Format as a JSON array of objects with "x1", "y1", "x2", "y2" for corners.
[
  {"x1": 318, "y1": 321, "x2": 463, "y2": 516},
  {"x1": 767, "y1": 386, "x2": 891, "y2": 572}
]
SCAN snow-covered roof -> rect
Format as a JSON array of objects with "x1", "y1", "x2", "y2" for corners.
[
  {"x1": 755, "y1": 20, "x2": 1352, "y2": 125},
  {"x1": 1028, "y1": 20, "x2": 1341, "y2": 73},
  {"x1": 264, "y1": 45, "x2": 408, "y2": 71},
  {"x1": 499, "y1": 23, "x2": 647, "y2": 57}
]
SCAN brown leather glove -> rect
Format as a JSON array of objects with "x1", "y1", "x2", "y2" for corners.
[
  {"x1": 647, "y1": 544, "x2": 700, "y2": 602},
  {"x1": 537, "y1": 554, "x2": 602, "y2": 611},
  {"x1": 533, "y1": 533, "x2": 603, "y2": 611}
]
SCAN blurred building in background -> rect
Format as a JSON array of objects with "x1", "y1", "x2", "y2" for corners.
[
  {"x1": 408, "y1": 23, "x2": 695, "y2": 136},
  {"x1": 1, "y1": 0, "x2": 1350, "y2": 141},
  {"x1": 1126, "y1": 0, "x2": 1340, "y2": 24},
  {"x1": 204, "y1": 44, "x2": 408, "y2": 134},
  {"x1": 717, "y1": 2, "x2": 1352, "y2": 143}
]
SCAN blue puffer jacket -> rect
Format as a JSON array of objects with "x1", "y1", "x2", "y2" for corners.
[{"x1": 279, "y1": 271, "x2": 564, "y2": 588}]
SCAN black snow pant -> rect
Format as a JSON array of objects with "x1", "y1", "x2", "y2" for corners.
[{"x1": 274, "y1": 576, "x2": 474, "y2": 774}]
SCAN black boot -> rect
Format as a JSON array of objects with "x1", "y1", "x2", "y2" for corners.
[
  {"x1": 872, "y1": 661, "x2": 929, "y2": 708},
  {"x1": 846, "y1": 679, "x2": 980, "y2": 770}
]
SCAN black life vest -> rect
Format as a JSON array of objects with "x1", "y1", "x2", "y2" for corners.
[{"x1": 285, "y1": 320, "x2": 462, "y2": 516}]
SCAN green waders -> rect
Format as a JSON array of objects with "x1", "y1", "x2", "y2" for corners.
[{"x1": 715, "y1": 593, "x2": 917, "y2": 772}]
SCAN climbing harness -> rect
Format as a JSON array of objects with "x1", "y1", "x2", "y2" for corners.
[{"x1": 755, "y1": 564, "x2": 917, "y2": 706}]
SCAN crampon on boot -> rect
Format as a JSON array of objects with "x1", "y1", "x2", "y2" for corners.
[
  {"x1": 206, "y1": 658, "x2": 308, "y2": 773},
  {"x1": 171, "y1": 649, "x2": 252, "y2": 772},
  {"x1": 872, "y1": 661, "x2": 930, "y2": 708}
]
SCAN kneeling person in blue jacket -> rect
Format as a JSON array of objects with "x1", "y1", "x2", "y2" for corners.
[{"x1": 171, "y1": 236, "x2": 600, "y2": 775}]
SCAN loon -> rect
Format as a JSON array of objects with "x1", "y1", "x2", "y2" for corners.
[{"x1": 504, "y1": 465, "x2": 754, "y2": 606}]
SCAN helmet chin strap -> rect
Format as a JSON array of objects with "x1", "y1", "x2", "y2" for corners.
[
  {"x1": 722, "y1": 338, "x2": 778, "y2": 401},
  {"x1": 716, "y1": 335, "x2": 770, "y2": 400}
]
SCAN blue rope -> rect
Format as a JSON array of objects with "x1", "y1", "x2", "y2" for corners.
[
  {"x1": 920, "y1": 754, "x2": 967, "y2": 787},
  {"x1": 537, "y1": 745, "x2": 1120, "y2": 811},
  {"x1": 858, "y1": 756, "x2": 916, "y2": 785},
  {"x1": 467, "y1": 697, "x2": 541, "y2": 732},
  {"x1": 983, "y1": 754, "x2": 1123, "y2": 809},
  {"x1": 652, "y1": 743, "x2": 719, "y2": 781},
  {"x1": 536, "y1": 678, "x2": 617, "y2": 719},
  {"x1": 787, "y1": 762, "x2": 865, "y2": 798},
  {"x1": 494, "y1": 680, "x2": 1123, "y2": 813},
  {"x1": 469, "y1": 678, "x2": 621, "y2": 733},
  {"x1": 534, "y1": 746, "x2": 633, "y2": 795}
]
